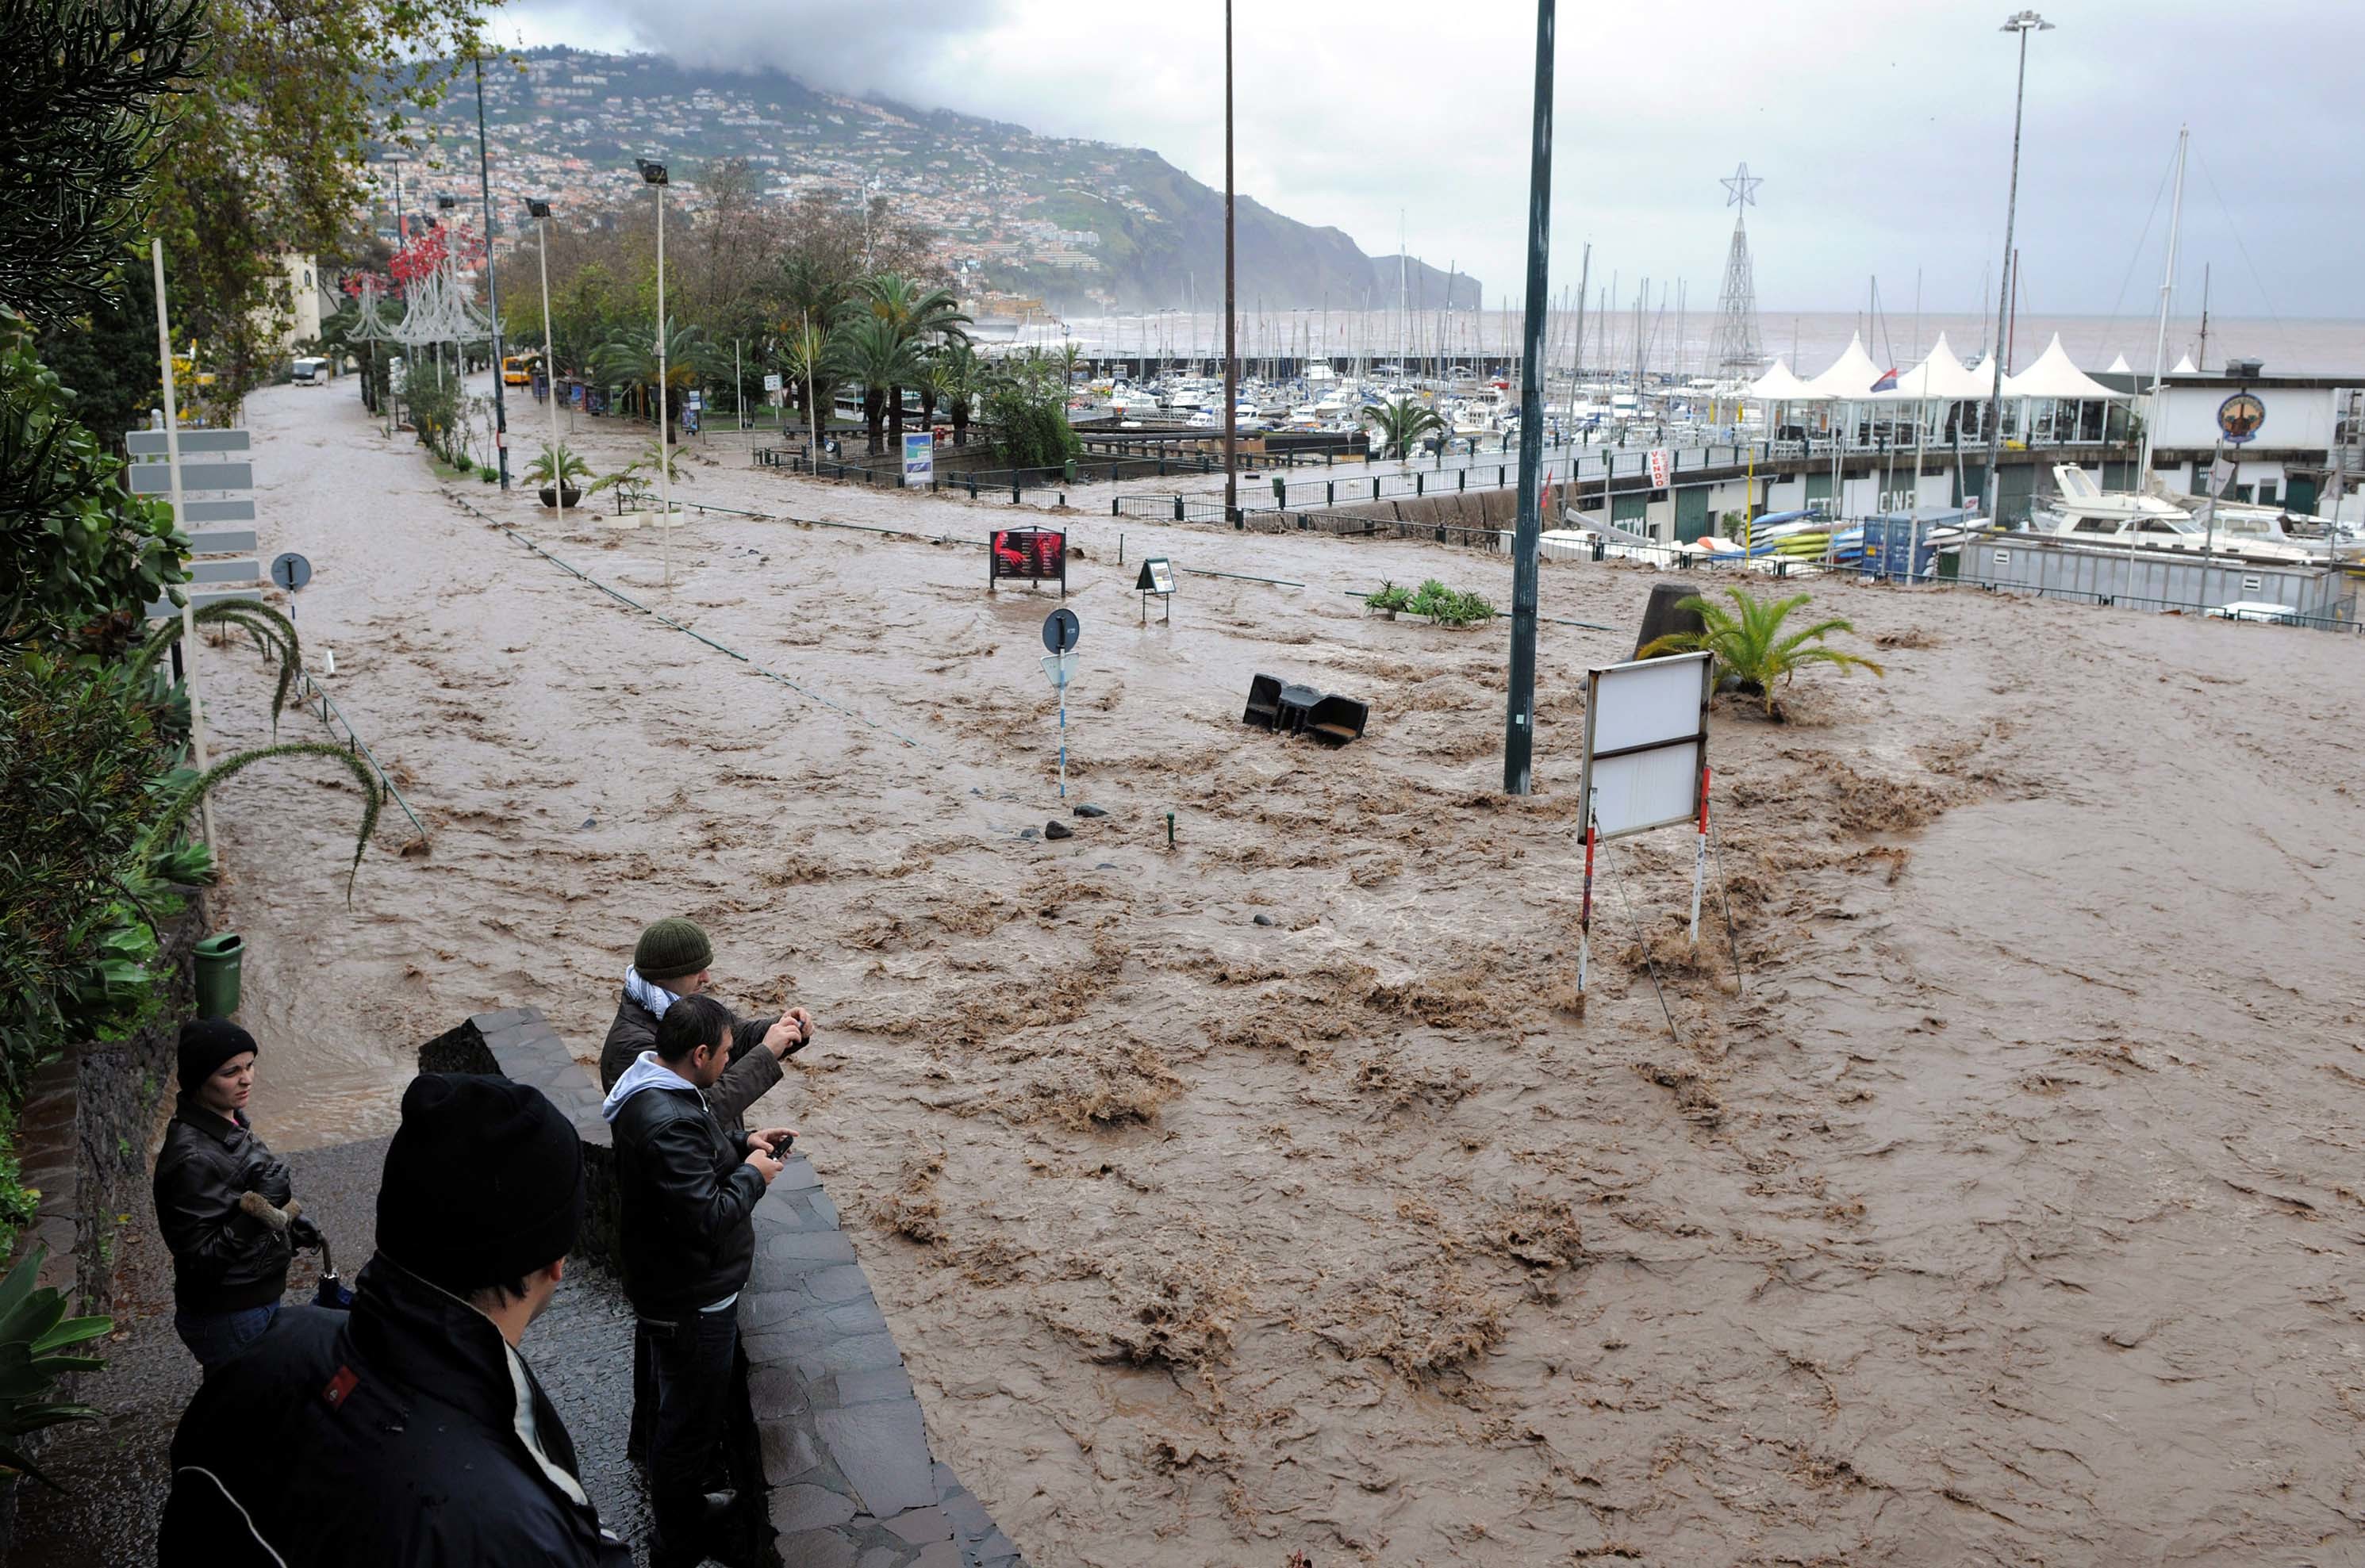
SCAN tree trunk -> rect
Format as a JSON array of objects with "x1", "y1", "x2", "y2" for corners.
[
  {"x1": 864, "y1": 389, "x2": 885, "y2": 455},
  {"x1": 951, "y1": 400, "x2": 969, "y2": 447},
  {"x1": 888, "y1": 385, "x2": 905, "y2": 450}
]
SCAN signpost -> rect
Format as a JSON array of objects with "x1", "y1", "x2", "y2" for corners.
[
  {"x1": 1647, "y1": 447, "x2": 1672, "y2": 490},
  {"x1": 901, "y1": 429, "x2": 935, "y2": 489},
  {"x1": 1572, "y1": 650, "x2": 1714, "y2": 996},
  {"x1": 149, "y1": 240, "x2": 214, "y2": 849},
  {"x1": 1039, "y1": 609, "x2": 1081, "y2": 799},
  {"x1": 271, "y1": 551, "x2": 312, "y2": 623},
  {"x1": 989, "y1": 527, "x2": 1066, "y2": 595},
  {"x1": 1135, "y1": 557, "x2": 1175, "y2": 624}
]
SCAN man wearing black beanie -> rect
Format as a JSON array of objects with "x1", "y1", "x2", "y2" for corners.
[{"x1": 159, "y1": 1074, "x2": 630, "y2": 1566}]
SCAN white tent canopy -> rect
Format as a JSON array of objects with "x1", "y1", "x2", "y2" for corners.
[
  {"x1": 2002, "y1": 334, "x2": 2121, "y2": 400},
  {"x1": 2171, "y1": 352, "x2": 2198, "y2": 375},
  {"x1": 1802, "y1": 333, "x2": 1887, "y2": 400},
  {"x1": 1745, "y1": 358, "x2": 1826, "y2": 401},
  {"x1": 2106, "y1": 353, "x2": 2133, "y2": 374},
  {"x1": 1872, "y1": 332, "x2": 1993, "y2": 401}
]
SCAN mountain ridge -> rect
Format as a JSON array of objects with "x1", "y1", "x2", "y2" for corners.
[{"x1": 401, "y1": 46, "x2": 1480, "y2": 313}]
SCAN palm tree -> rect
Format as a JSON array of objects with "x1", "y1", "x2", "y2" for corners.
[
  {"x1": 830, "y1": 316, "x2": 921, "y2": 456},
  {"x1": 937, "y1": 340, "x2": 983, "y2": 447},
  {"x1": 1362, "y1": 397, "x2": 1445, "y2": 461},
  {"x1": 1636, "y1": 587, "x2": 1885, "y2": 719},
  {"x1": 778, "y1": 319, "x2": 836, "y2": 453},
  {"x1": 843, "y1": 273, "x2": 970, "y2": 449},
  {"x1": 589, "y1": 316, "x2": 713, "y2": 442}
]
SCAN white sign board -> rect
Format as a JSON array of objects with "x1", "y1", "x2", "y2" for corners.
[
  {"x1": 762, "y1": 372, "x2": 783, "y2": 393},
  {"x1": 1576, "y1": 651, "x2": 1710, "y2": 839},
  {"x1": 901, "y1": 430, "x2": 935, "y2": 486},
  {"x1": 1648, "y1": 447, "x2": 1672, "y2": 489},
  {"x1": 2209, "y1": 456, "x2": 2235, "y2": 498}
]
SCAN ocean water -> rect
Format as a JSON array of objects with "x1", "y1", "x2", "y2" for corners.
[{"x1": 1033, "y1": 311, "x2": 2365, "y2": 379}]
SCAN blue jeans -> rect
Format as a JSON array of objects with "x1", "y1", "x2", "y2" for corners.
[
  {"x1": 175, "y1": 1303, "x2": 278, "y2": 1372},
  {"x1": 643, "y1": 1306, "x2": 741, "y2": 1559}
]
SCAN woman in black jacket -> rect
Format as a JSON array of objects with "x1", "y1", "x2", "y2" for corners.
[{"x1": 153, "y1": 1018, "x2": 303, "y2": 1371}]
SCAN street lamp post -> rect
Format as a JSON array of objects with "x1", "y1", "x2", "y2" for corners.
[
  {"x1": 635, "y1": 158, "x2": 672, "y2": 588},
  {"x1": 1221, "y1": 0, "x2": 1237, "y2": 522},
  {"x1": 1502, "y1": 0, "x2": 1556, "y2": 796},
  {"x1": 528, "y1": 198, "x2": 562, "y2": 523},
  {"x1": 1982, "y1": 10, "x2": 2052, "y2": 525},
  {"x1": 435, "y1": 194, "x2": 457, "y2": 386},
  {"x1": 474, "y1": 52, "x2": 510, "y2": 491}
]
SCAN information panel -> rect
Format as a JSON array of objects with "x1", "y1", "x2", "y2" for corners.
[{"x1": 1576, "y1": 651, "x2": 1710, "y2": 839}]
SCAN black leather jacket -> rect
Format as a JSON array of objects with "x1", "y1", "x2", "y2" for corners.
[
  {"x1": 608, "y1": 1075, "x2": 767, "y2": 1320},
  {"x1": 159, "y1": 1256, "x2": 632, "y2": 1566},
  {"x1": 597, "y1": 990, "x2": 785, "y2": 1126},
  {"x1": 152, "y1": 1098, "x2": 294, "y2": 1314}
]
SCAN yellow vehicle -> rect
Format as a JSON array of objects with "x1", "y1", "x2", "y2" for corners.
[{"x1": 502, "y1": 355, "x2": 535, "y2": 387}]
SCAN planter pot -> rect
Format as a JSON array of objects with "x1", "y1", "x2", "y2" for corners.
[{"x1": 539, "y1": 485, "x2": 583, "y2": 508}]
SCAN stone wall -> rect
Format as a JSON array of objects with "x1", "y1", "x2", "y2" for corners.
[
  {"x1": 426, "y1": 1008, "x2": 1024, "y2": 1568},
  {"x1": 0, "y1": 901, "x2": 203, "y2": 1555}
]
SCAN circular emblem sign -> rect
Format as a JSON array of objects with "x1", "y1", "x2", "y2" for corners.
[{"x1": 2217, "y1": 391, "x2": 2265, "y2": 446}]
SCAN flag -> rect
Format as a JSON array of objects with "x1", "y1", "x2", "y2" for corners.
[
  {"x1": 1539, "y1": 466, "x2": 1555, "y2": 515},
  {"x1": 1870, "y1": 367, "x2": 1899, "y2": 393}
]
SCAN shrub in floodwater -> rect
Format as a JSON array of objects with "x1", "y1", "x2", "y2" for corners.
[
  {"x1": 1402, "y1": 578, "x2": 1495, "y2": 627},
  {"x1": 1637, "y1": 585, "x2": 1883, "y2": 718}
]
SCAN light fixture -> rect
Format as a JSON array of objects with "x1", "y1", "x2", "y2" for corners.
[
  {"x1": 525, "y1": 198, "x2": 552, "y2": 219},
  {"x1": 1999, "y1": 10, "x2": 2053, "y2": 30},
  {"x1": 634, "y1": 158, "x2": 668, "y2": 186}
]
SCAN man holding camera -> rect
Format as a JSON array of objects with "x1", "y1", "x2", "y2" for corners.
[{"x1": 601, "y1": 993, "x2": 797, "y2": 1568}]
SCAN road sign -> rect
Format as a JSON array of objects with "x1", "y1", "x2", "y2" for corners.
[
  {"x1": 762, "y1": 372, "x2": 783, "y2": 393},
  {"x1": 1647, "y1": 447, "x2": 1672, "y2": 489},
  {"x1": 129, "y1": 460, "x2": 251, "y2": 494},
  {"x1": 1042, "y1": 607, "x2": 1080, "y2": 654},
  {"x1": 901, "y1": 429, "x2": 935, "y2": 487},
  {"x1": 127, "y1": 428, "x2": 251, "y2": 456},
  {"x1": 271, "y1": 552, "x2": 312, "y2": 592}
]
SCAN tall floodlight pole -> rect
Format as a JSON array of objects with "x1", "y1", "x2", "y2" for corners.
[
  {"x1": 637, "y1": 158, "x2": 672, "y2": 586},
  {"x1": 474, "y1": 54, "x2": 510, "y2": 490},
  {"x1": 1982, "y1": 10, "x2": 2052, "y2": 523},
  {"x1": 1503, "y1": 0, "x2": 1556, "y2": 796},
  {"x1": 528, "y1": 199, "x2": 562, "y2": 522},
  {"x1": 1221, "y1": 0, "x2": 1238, "y2": 521}
]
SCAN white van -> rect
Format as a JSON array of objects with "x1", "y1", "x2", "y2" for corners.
[{"x1": 291, "y1": 355, "x2": 329, "y2": 385}]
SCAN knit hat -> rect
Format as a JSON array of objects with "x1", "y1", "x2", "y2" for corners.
[
  {"x1": 634, "y1": 917, "x2": 712, "y2": 983},
  {"x1": 377, "y1": 1075, "x2": 584, "y2": 1296},
  {"x1": 178, "y1": 1018, "x2": 259, "y2": 1092}
]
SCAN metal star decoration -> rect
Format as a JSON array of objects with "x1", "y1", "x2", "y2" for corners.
[{"x1": 1722, "y1": 163, "x2": 1763, "y2": 209}]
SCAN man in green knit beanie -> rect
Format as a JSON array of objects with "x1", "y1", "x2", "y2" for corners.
[{"x1": 599, "y1": 915, "x2": 816, "y2": 1468}]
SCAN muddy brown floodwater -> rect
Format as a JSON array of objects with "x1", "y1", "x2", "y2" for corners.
[{"x1": 196, "y1": 381, "x2": 2365, "y2": 1566}]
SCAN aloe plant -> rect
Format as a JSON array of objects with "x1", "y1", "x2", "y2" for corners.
[
  {"x1": 0, "y1": 1244, "x2": 112, "y2": 1489},
  {"x1": 127, "y1": 598, "x2": 301, "y2": 732}
]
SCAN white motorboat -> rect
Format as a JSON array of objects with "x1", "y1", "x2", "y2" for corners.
[{"x1": 2029, "y1": 466, "x2": 2316, "y2": 562}]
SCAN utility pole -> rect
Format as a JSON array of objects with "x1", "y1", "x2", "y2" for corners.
[
  {"x1": 474, "y1": 53, "x2": 510, "y2": 491},
  {"x1": 1222, "y1": 0, "x2": 1238, "y2": 521},
  {"x1": 1982, "y1": 10, "x2": 2052, "y2": 523},
  {"x1": 528, "y1": 199, "x2": 562, "y2": 521},
  {"x1": 1503, "y1": 0, "x2": 1555, "y2": 796}
]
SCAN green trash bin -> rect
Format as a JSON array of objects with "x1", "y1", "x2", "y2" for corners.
[
  {"x1": 1062, "y1": 457, "x2": 1078, "y2": 485},
  {"x1": 194, "y1": 933, "x2": 244, "y2": 1019}
]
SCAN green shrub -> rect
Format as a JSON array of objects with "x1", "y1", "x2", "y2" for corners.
[
  {"x1": 0, "y1": 1244, "x2": 112, "y2": 1487},
  {"x1": 1395, "y1": 579, "x2": 1497, "y2": 627}
]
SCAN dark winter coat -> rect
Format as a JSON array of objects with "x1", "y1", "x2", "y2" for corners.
[
  {"x1": 605, "y1": 1068, "x2": 767, "y2": 1321},
  {"x1": 158, "y1": 1255, "x2": 632, "y2": 1567},
  {"x1": 597, "y1": 989, "x2": 784, "y2": 1129},
  {"x1": 152, "y1": 1098, "x2": 294, "y2": 1314}
]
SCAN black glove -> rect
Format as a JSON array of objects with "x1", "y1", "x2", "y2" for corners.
[{"x1": 289, "y1": 1217, "x2": 324, "y2": 1251}]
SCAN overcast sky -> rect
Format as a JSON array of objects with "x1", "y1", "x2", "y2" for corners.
[{"x1": 497, "y1": 0, "x2": 2362, "y2": 320}]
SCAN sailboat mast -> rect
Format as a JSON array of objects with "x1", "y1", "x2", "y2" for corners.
[{"x1": 2138, "y1": 126, "x2": 2188, "y2": 501}]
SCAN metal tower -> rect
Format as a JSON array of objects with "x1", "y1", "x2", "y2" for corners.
[{"x1": 1711, "y1": 163, "x2": 1764, "y2": 376}]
